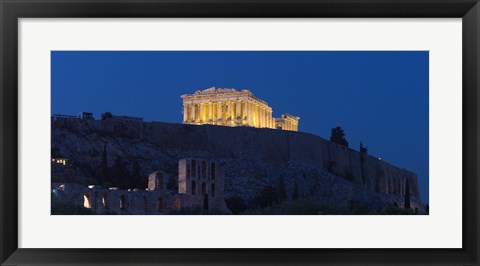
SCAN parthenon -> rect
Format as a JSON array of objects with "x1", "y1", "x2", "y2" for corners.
[{"x1": 181, "y1": 87, "x2": 299, "y2": 131}]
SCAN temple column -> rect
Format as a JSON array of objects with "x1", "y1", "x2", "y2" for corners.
[
  {"x1": 192, "y1": 104, "x2": 196, "y2": 123},
  {"x1": 255, "y1": 104, "x2": 259, "y2": 127},
  {"x1": 251, "y1": 103, "x2": 255, "y2": 127},
  {"x1": 268, "y1": 110, "x2": 270, "y2": 128},
  {"x1": 255, "y1": 103, "x2": 259, "y2": 127},
  {"x1": 268, "y1": 111, "x2": 272, "y2": 128},
  {"x1": 183, "y1": 104, "x2": 188, "y2": 122},
  {"x1": 271, "y1": 112, "x2": 274, "y2": 128},
  {"x1": 268, "y1": 113, "x2": 271, "y2": 128},
  {"x1": 264, "y1": 109, "x2": 268, "y2": 128},
  {"x1": 260, "y1": 107, "x2": 264, "y2": 128},
  {"x1": 263, "y1": 108, "x2": 266, "y2": 128},
  {"x1": 240, "y1": 101, "x2": 245, "y2": 124},
  {"x1": 199, "y1": 103, "x2": 204, "y2": 122},
  {"x1": 249, "y1": 103, "x2": 253, "y2": 126},
  {"x1": 227, "y1": 101, "x2": 232, "y2": 121},
  {"x1": 249, "y1": 102, "x2": 253, "y2": 126},
  {"x1": 244, "y1": 99, "x2": 250, "y2": 125},
  {"x1": 218, "y1": 102, "x2": 222, "y2": 122},
  {"x1": 258, "y1": 106, "x2": 262, "y2": 127},
  {"x1": 209, "y1": 102, "x2": 213, "y2": 122},
  {"x1": 265, "y1": 110, "x2": 268, "y2": 128},
  {"x1": 264, "y1": 110, "x2": 267, "y2": 128},
  {"x1": 260, "y1": 106, "x2": 263, "y2": 127},
  {"x1": 236, "y1": 100, "x2": 241, "y2": 122},
  {"x1": 223, "y1": 101, "x2": 228, "y2": 124}
]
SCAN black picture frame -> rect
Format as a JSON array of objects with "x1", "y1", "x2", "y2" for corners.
[{"x1": 1, "y1": 0, "x2": 479, "y2": 265}]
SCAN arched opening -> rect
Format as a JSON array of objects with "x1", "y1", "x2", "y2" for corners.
[
  {"x1": 156, "y1": 172, "x2": 164, "y2": 189},
  {"x1": 191, "y1": 181, "x2": 196, "y2": 195},
  {"x1": 148, "y1": 171, "x2": 165, "y2": 190},
  {"x1": 191, "y1": 160, "x2": 196, "y2": 177},
  {"x1": 120, "y1": 195, "x2": 127, "y2": 210},
  {"x1": 211, "y1": 183, "x2": 216, "y2": 197},
  {"x1": 157, "y1": 197, "x2": 164, "y2": 213},
  {"x1": 102, "y1": 193, "x2": 108, "y2": 208},
  {"x1": 201, "y1": 161, "x2": 207, "y2": 178},
  {"x1": 186, "y1": 163, "x2": 190, "y2": 179},
  {"x1": 83, "y1": 192, "x2": 91, "y2": 209},
  {"x1": 211, "y1": 162, "x2": 216, "y2": 180},
  {"x1": 203, "y1": 194, "x2": 209, "y2": 211},
  {"x1": 173, "y1": 198, "x2": 181, "y2": 210},
  {"x1": 202, "y1": 182, "x2": 207, "y2": 195}
]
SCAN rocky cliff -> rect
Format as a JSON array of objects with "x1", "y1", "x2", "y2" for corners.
[{"x1": 51, "y1": 117, "x2": 424, "y2": 213}]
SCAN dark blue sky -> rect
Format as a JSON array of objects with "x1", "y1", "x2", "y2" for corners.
[{"x1": 51, "y1": 51, "x2": 429, "y2": 202}]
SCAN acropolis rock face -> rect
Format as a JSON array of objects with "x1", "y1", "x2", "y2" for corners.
[{"x1": 51, "y1": 117, "x2": 425, "y2": 213}]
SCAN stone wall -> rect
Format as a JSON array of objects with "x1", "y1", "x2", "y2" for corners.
[{"x1": 52, "y1": 183, "x2": 185, "y2": 215}]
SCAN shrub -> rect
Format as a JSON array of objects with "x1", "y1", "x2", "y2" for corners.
[
  {"x1": 225, "y1": 196, "x2": 247, "y2": 214},
  {"x1": 252, "y1": 186, "x2": 278, "y2": 208}
]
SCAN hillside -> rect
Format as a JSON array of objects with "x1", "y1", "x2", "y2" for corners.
[{"x1": 51, "y1": 117, "x2": 424, "y2": 213}]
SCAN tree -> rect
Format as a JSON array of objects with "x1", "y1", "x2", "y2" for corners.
[
  {"x1": 360, "y1": 142, "x2": 368, "y2": 154},
  {"x1": 254, "y1": 186, "x2": 277, "y2": 208},
  {"x1": 404, "y1": 180, "x2": 411, "y2": 209},
  {"x1": 330, "y1": 126, "x2": 349, "y2": 147},
  {"x1": 225, "y1": 196, "x2": 247, "y2": 214},
  {"x1": 111, "y1": 155, "x2": 131, "y2": 189},
  {"x1": 130, "y1": 160, "x2": 146, "y2": 189}
]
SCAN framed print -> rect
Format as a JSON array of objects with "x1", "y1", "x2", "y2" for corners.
[{"x1": 1, "y1": 0, "x2": 479, "y2": 265}]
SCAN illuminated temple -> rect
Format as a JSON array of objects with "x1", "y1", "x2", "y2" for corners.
[{"x1": 181, "y1": 87, "x2": 299, "y2": 131}]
